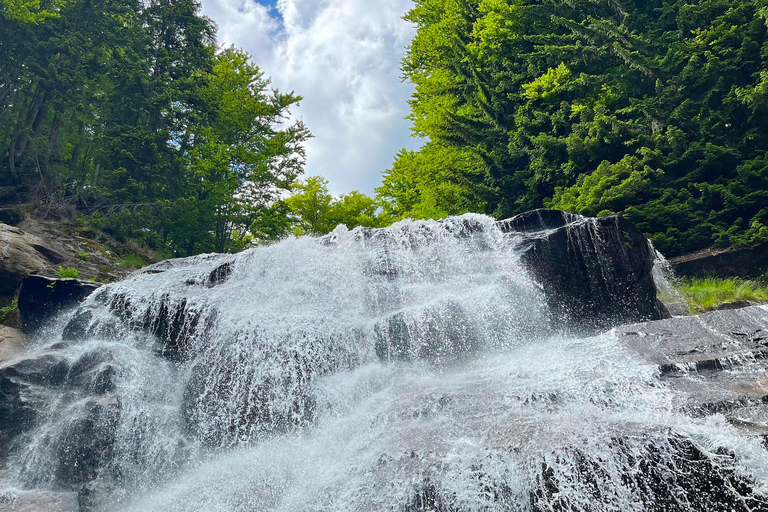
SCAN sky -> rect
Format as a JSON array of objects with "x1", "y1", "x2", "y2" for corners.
[{"x1": 199, "y1": 0, "x2": 422, "y2": 195}]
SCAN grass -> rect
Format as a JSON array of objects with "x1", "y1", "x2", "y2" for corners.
[
  {"x1": 74, "y1": 251, "x2": 90, "y2": 261},
  {"x1": 0, "y1": 296, "x2": 18, "y2": 323},
  {"x1": 56, "y1": 266, "x2": 80, "y2": 278},
  {"x1": 119, "y1": 253, "x2": 147, "y2": 269},
  {"x1": 680, "y1": 278, "x2": 768, "y2": 313}
]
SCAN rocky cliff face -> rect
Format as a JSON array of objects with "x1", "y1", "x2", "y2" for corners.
[
  {"x1": 500, "y1": 209, "x2": 669, "y2": 331},
  {"x1": 0, "y1": 223, "x2": 66, "y2": 298}
]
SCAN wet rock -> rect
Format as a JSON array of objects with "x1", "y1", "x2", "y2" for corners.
[
  {"x1": 0, "y1": 325, "x2": 26, "y2": 362},
  {"x1": 530, "y1": 434, "x2": 763, "y2": 512},
  {"x1": 0, "y1": 374, "x2": 36, "y2": 457},
  {"x1": 207, "y1": 261, "x2": 234, "y2": 287},
  {"x1": 53, "y1": 396, "x2": 121, "y2": 486},
  {"x1": 66, "y1": 350, "x2": 118, "y2": 395},
  {"x1": 500, "y1": 210, "x2": 668, "y2": 331},
  {"x1": 101, "y1": 293, "x2": 204, "y2": 359},
  {"x1": 0, "y1": 223, "x2": 65, "y2": 297},
  {"x1": 1, "y1": 353, "x2": 70, "y2": 386},
  {"x1": 61, "y1": 308, "x2": 94, "y2": 341},
  {"x1": 0, "y1": 490, "x2": 79, "y2": 512},
  {"x1": 620, "y1": 306, "x2": 768, "y2": 424},
  {"x1": 374, "y1": 301, "x2": 480, "y2": 366},
  {"x1": 18, "y1": 276, "x2": 100, "y2": 334},
  {"x1": 181, "y1": 348, "x2": 318, "y2": 447},
  {"x1": 404, "y1": 480, "x2": 459, "y2": 512}
]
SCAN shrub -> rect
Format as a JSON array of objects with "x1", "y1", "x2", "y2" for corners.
[
  {"x1": 56, "y1": 266, "x2": 80, "y2": 278},
  {"x1": 0, "y1": 296, "x2": 18, "y2": 323},
  {"x1": 74, "y1": 251, "x2": 91, "y2": 261},
  {"x1": 119, "y1": 253, "x2": 147, "y2": 269}
]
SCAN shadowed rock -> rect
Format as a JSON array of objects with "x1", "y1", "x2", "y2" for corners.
[
  {"x1": 0, "y1": 224, "x2": 66, "y2": 297},
  {"x1": 18, "y1": 276, "x2": 100, "y2": 334},
  {"x1": 500, "y1": 210, "x2": 668, "y2": 331}
]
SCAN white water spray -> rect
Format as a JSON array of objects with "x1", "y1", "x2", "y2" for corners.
[{"x1": 2, "y1": 215, "x2": 767, "y2": 511}]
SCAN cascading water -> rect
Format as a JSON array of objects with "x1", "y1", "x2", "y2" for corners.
[{"x1": 2, "y1": 214, "x2": 768, "y2": 511}]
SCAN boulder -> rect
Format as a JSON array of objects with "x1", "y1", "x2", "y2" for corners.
[
  {"x1": 0, "y1": 223, "x2": 65, "y2": 297},
  {"x1": 18, "y1": 276, "x2": 100, "y2": 334},
  {"x1": 0, "y1": 373, "x2": 36, "y2": 458},
  {"x1": 500, "y1": 210, "x2": 668, "y2": 331},
  {"x1": 669, "y1": 242, "x2": 768, "y2": 279},
  {"x1": 52, "y1": 395, "x2": 121, "y2": 486},
  {"x1": 0, "y1": 490, "x2": 79, "y2": 512},
  {"x1": 0, "y1": 206, "x2": 24, "y2": 226},
  {"x1": 0, "y1": 325, "x2": 26, "y2": 362}
]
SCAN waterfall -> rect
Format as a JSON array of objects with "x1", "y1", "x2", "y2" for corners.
[{"x1": 2, "y1": 214, "x2": 767, "y2": 511}]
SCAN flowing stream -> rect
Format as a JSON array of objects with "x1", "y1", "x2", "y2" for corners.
[{"x1": 3, "y1": 214, "x2": 768, "y2": 511}]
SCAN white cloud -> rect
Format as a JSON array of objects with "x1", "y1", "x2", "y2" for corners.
[{"x1": 200, "y1": 0, "x2": 422, "y2": 195}]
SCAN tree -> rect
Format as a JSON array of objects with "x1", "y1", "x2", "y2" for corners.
[
  {"x1": 383, "y1": 0, "x2": 768, "y2": 256},
  {"x1": 285, "y1": 176, "x2": 381, "y2": 236},
  {"x1": 182, "y1": 47, "x2": 310, "y2": 253},
  {"x1": 0, "y1": 0, "x2": 312, "y2": 256}
]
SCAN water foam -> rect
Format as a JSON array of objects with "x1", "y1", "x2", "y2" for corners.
[{"x1": 3, "y1": 214, "x2": 767, "y2": 510}]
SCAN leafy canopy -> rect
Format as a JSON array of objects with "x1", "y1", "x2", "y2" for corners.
[{"x1": 382, "y1": 0, "x2": 768, "y2": 256}]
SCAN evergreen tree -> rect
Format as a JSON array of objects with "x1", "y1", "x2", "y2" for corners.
[{"x1": 385, "y1": 0, "x2": 768, "y2": 256}]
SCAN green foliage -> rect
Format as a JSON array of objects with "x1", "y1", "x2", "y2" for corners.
[
  {"x1": 384, "y1": 0, "x2": 768, "y2": 256},
  {"x1": 285, "y1": 176, "x2": 382, "y2": 236},
  {"x1": 74, "y1": 251, "x2": 90, "y2": 261},
  {"x1": 0, "y1": 296, "x2": 18, "y2": 323},
  {"x1": 377, "y1": 144, "x2": 485, "y2": 222},
  {"x1": 548, "y1": 154, "x2": 663, "y2": 217},
  {"x1": 56, "y1": 266, "x2": 79, "y2": 278},
  {"x1": 0, "y1": 0, "x2": 309, "y2": 256},
  {"x1": 523, "y1": 64, "x2": 573, "y2": 101},
  {"x1": 119, "y1": 253, "x2": 146, "y2": 269},
  {"x1": 680, "y1": 278, "x2": 768, "y2": 313},
  {"x1": 0, "y1": 0, "x2": 58, "y2": 23}
]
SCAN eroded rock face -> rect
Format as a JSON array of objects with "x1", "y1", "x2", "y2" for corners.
[
  {"x1": 0, "y1": 490, "x2": 79, "y2": 512},
  {"x1": 0, "y1": 374, "x2": 36, "y2": 459},
  {"x1": 403, "y1": 434, "x2": 763, "y2": 512},
  {"x1": 670, "y1": 242, "x2": 768, "y2": 279},
  {"x1": 0, "y1": 223, "x2": 65, "y2": 297},
  {"x1": 500, "y1": 210, "x2": 669, "y2": 331},
  {"x1": 18, "y1": 276, "x2": 100, "y2": 334},
  {"x1": 0, "y1": 345, "x2": 123, "y2": 491},
  {"x1": 619, "y1": 305, "x2": 768, "y2": 425},
  {"x1": 0, "y1": 326, "x2": 26, "y2": 362}
]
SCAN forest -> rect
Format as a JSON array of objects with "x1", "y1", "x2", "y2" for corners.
[
  {"x1": 2, "y1": 0, "x2": 768, "y2": 257},
  {"x1": 378, "y1": 0, "x2": 768, "y2": 257}
]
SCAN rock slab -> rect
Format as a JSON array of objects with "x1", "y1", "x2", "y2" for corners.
[
  {"x1": 18, "y1": 276, "x2": 100, "y2": 334},
  {"x1": 0, "y1": 223, "x2": 65, "y2": 297},
  {"x1": 500, "y1": 209, "x2": 669, "y2": 331}
]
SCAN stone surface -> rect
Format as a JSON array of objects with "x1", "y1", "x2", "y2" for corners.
[
  {"x1": 669, "y1": 242, "x2": 768, "y2": 279},
  {"x1": 0, "y1": 223, "x2": 65, "y2": 297},
  {"x1": 0, "y1": 345, "x2": 122, "y2": 487},
  {"x1": 619, "y1": 305, "x2": 768, "y2": 429},
  {"x1": 18, "y1": 276, "x2": 100, "y2": 334},
  {"x1": 500, "y1": 209, "x2": 669, "y2": 331},
  {"x1": 0, "y1": 373, "x2": 36, "y2": 458},
  {"x1": 52, "y1": 395, "x2": 121, "y2": 486},
  {"x1": 0, "y1": 490, "x2": 79, "y2": 512},
  {"x1": 0, "y1": 326, "x2": 26, "y2": 362},
  {"x1": 0, "y1": 207, "x2": 24, "y2": 226}
]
